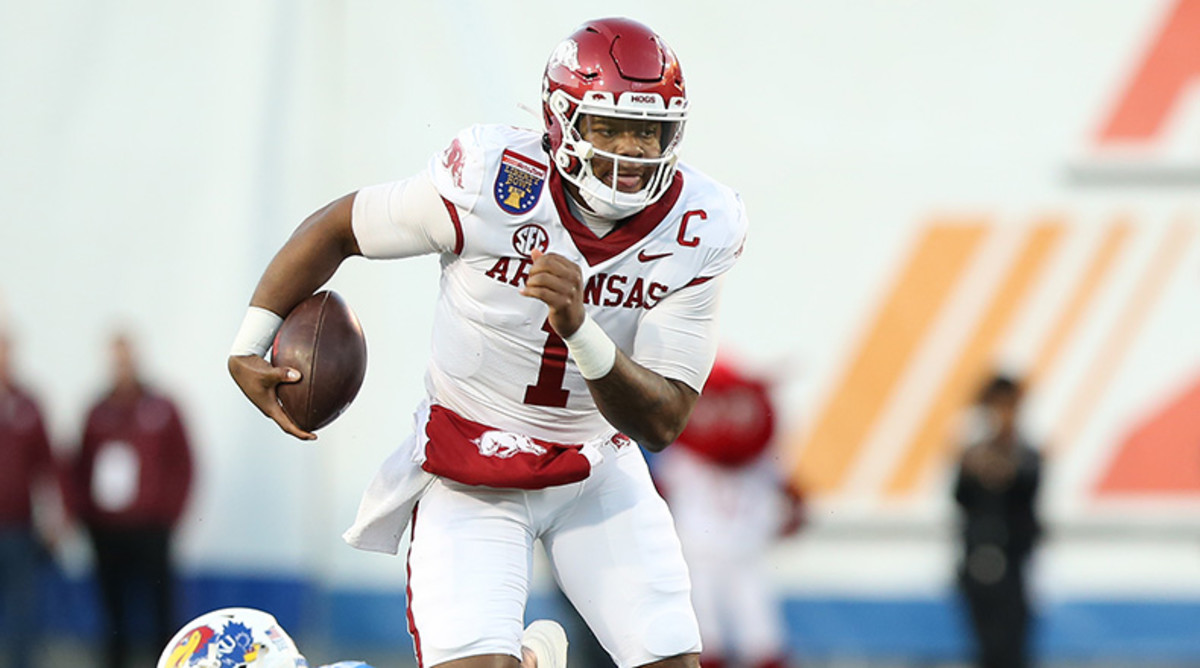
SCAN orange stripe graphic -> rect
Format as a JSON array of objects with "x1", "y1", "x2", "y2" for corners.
[
  {"x1": 791, "y1": 222, "x2": 987, "y2": 494},
  {"x1": 1029, "y1": 220, "x2": 1131, "y2": 386},
  {"x1": 1098, "y1": 0, "x2": 1200, "y2": 143},
  {"x1": 886, "y1": 221, "x2": 1065, "y2": 495},
  {"x1": 1098, "y1": 376, "x2": 1200, "y2": 494},
  {"x1": 1050, "y1": 219, "x2": 1195, "y2": 455}
]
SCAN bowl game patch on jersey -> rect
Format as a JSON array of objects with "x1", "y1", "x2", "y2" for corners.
[{"x1": 494, "y1": 149, "x2": 547, "y2": 214}]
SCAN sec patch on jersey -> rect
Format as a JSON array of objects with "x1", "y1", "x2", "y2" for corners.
[{"x1": 271, "y1": 291, "x2": 367, "y2": 432}]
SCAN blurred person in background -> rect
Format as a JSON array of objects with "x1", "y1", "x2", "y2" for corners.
[
  {"x1": 69, "y1": 331, "x2": 194, "y2": 668},
  {"x1": 654, "y1": 355, "x2": 804, "y2": 668},
  {"x1": 953, "y1": 373, "x2": 1042, "y2": 668},
  {"x1": 0, "y1": 331, "x2": 62, "y2": 668}
]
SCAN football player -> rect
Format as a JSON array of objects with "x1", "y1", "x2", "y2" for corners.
[
  {"x1": 653, "y1": 355, "x2": 803, "y2": 668},
  {"x1": 229, "y1": 17, "x2": 747, "y2": 668}
]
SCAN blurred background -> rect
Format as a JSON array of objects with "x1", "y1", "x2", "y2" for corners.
[{"x1": 1, "y1": 0, "x2": 1198, "y2": 666}]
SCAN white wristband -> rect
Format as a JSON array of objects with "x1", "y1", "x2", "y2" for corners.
[
  {"x1": 230, "y1": 306, "x2": 284, "y2": 357},
  {"x1": 564, "y1": 315, "x2": 617, "y2": 380}
]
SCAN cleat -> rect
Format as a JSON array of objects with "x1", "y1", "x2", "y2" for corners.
[{"x1": 521, "y1": 619, "x2": 569, "y2": 668}]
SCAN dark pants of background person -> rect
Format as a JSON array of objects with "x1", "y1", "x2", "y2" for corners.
[
  {"x1": 89, "y1": 526, "x2": 174, "y2": 668},
  {"x1": 960, "y1": 566, "x2": 1032, "y2": 668},
  {"x1": 0, "y1": 528, "x2": 40, "y2": 668}
]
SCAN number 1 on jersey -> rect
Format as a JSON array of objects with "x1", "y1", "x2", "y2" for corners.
[{"x1": 524, "y1": 319, "x2": 570, "y2": 407}]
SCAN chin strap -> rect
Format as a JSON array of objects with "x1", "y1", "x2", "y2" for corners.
[
  {"x1": 575, "y1": 171, "x2": 652, "y2": 219},
  {"x1": 578, "y1": 190, "x2": 648, "y2": 219}
]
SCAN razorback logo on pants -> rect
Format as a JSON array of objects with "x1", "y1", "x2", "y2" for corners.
[{"x1": 421, "y1": 404, "x2": 599, "y2": 489}]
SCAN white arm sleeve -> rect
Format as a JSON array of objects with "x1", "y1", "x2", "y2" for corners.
[
  {"x1": 632, "y1": 275, "x2": 725, "y2": 392},
  {"x1": 351, "y1": 170, "x2": 458, "y2": 259}
]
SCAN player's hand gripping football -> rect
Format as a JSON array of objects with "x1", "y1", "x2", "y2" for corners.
[
  {"x1": 521, "y1": 249, "x2": 586, "y2": 338},
  {"x1": 227, "y1": 354, "x2": 317, "y2": 441}
]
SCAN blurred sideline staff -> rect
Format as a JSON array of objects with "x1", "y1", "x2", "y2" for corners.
[
  {"x1": 69, "y1": 331, "x2": 195, "y2": 668},
  {"x1": 655, "y1": 354, "x2": 804, "y2": 668},
  {"x1": 0, "y1": 331, "x2": 63, "y2": 668},
  {"x1": 953, "y1": 373, "x2": 1042, "y2": 668}
]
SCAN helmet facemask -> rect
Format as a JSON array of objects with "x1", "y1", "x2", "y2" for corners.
[{"x1": 545, "y1": 87, "x2": 686, "y2": 220}]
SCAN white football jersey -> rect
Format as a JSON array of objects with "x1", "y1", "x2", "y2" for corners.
[{"x1": 366, "y1": 124, "x2": 746, "y2": 444}]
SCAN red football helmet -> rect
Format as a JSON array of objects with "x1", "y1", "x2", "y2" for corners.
[{"x1": 542, "y1": 18, "x2": 688, "y2": 219}]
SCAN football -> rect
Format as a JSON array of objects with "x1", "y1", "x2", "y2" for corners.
[{"x1": 271, "y1": 290, "x2": 367, "y2": 432}]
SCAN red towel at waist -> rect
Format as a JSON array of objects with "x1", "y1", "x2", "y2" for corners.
[{"x1": 421, "y1": 404, "x2": 630, "y2": 489}]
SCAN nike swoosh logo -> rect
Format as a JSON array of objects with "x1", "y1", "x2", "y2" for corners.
[{"x1": 637, "y1": 250, "x2": 673, "y2": 262}]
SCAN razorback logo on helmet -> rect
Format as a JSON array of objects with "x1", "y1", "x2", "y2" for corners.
[{"x1": 548, "y1": 39, "x2": 580, "y2": 72}]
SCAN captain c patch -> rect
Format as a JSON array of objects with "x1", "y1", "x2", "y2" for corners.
[{"x1": 494, "y1": 150, "x2": 547, "y2": 215}]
